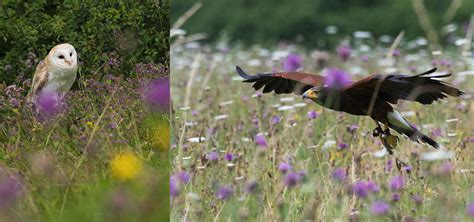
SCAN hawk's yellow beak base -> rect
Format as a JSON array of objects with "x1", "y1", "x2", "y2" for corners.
[{"x1": 302, "y1": 89, "x2": 317, "y2": 100}]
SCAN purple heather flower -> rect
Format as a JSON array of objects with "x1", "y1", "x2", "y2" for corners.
[
  {"x1": 337, "y1": 45, "x2": 351, "y2": 62},
  {"x1": 366, "y1": 180, "x2": 380, "y2": 193},
  {"x1": 324, "y1": 68, "x2": 352, "y2": 88},
  {"x1": 283, "y1": 54, "x2": 303, "y2": 72},
  {"x1": 244, "y1": 180, "x2": 258, "y2": 193},
  {"x1": 206, "y1": 151, "x2": 219, "y2": 162},
  {"x1": 391, "y1": 194, "x2": 400, "y2": 202},
  {"x1": 141, "y1": 77, "x2": 170, "y2": 112},
  {"x1": 352, "y1": 181, "x2": 370, "y2": 198},
  {"x1": 0, "y1": 176, "x2": 23, "y2": 210},
  {"x1": 283, "y1": 172, "x2": 301, "y2": 187},
  {"x1": 36, "y1": 90, "x2": 64, "y2": 119},
  {"x1": 271, "y1": 115, "x2": 281, "y2": 125},
  {"x1": 388, "y1": 175, "x2": 405, "y2": 190},
  {"x1": 370, "y1": 201, "x2": 390, "y2": 215},
  {"x1": 217, "y1": 186, "x2": 233, "y2": 200},
  {"x1": 307, "y1": 111, "x2": 319, "y2": 119},
  {"x1": 466, "y1": 202, "x2": 474, "y2": 217},
  {"x1": 278, "y1": 162, "x2": 292, "y2": 173},
  {"x1": 255, "y1": 134, "x2": 268, "y2": 148},
  {"x1": 331, "y1": 168, "x2": 346, "y2": 182},
  {"x1": 9, "y1": 98, "x2": 19, "y2": 108}
]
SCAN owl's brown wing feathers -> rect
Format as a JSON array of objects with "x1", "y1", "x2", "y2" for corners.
[
  {"x1": 236, "y1": 66, "x2": 325, "y2": 95},
  {"x1": 27, "y1": 60, "x2": 49, "y2": 102}
]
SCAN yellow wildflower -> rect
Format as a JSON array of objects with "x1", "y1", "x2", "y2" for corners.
[
  {"x1": 148, "y1": 119, "x2": 170, "y2": 151},
  {"x1": 110, "y1": 152, "x2": 142, "y2": 181},
  {"x1": 86, "y1": 121, "x2": 94, "y2": 127}
]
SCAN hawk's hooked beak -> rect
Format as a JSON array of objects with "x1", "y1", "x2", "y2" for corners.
[{"x1": 302, "y1": 89, "x2": 317, "y2": 100}]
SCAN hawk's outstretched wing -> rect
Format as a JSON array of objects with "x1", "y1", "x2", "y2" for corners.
[
  {"x1": 342, "y1": 68, "x2": 464, "y2": 104},
  {"x1": 236, "y1": 66, "x2": 325, "y2": 95}
]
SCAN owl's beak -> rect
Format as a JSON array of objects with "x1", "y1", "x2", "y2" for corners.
[{"x1": 65, "y1": 60, "x2": 72, "y2": 66}]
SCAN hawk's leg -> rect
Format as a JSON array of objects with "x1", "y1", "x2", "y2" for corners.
[
  {"x1": 382, "y1": 123, "x2": 399, "y2": 149},
  {"x1": 372, "y1": 122, "x2": 397, "y2": 155}
]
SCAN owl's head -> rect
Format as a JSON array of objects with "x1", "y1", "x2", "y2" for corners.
[{"x1": 48, "y1": 43, "x2": 77, "y2": 70}]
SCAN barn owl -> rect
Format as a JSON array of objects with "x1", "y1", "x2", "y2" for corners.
[{"x1": 27, "y1": 43, "x2": 78, "y2": 103}]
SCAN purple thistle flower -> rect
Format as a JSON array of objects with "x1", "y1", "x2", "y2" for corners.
[
  {"x1": 255, "y1": 134, "x2": 268, "y2": 148},
  {"x1": 386, "y1": 159, "x2": 393, "y2": 172},
  {"x1": 271, "y1": 115, "x2": 281, "y2": 125},
  {"x1": 440, "y1": 59, "x2": 452, "y2": 67},
  {"x1": 436, "y1": 161, "x2": 454, "y2": 175},
  {"x1": 244, "y1": 180, "x2": 258, "y2": 193},
  {"x1": 411, "y1": 194, "x2": 422, "y2": 205},
  {"x1": 431, "y1": 128, "x2": 442, "y2": 137},
  {"x1": 141, "y1": 77, "x2": 170, "y2": 112},
  {"x1": 337, "y1": 45, "x2": 351, "y2": 62},
  {"x1": 307, "y1": 111, "x2": 319, "y2": 119},
  {"x1": 283, "y1": 54, "x2": 303, "y2": 72},
  {"x1": 391, "y1": 194, "x2": 400, "y2": 202},
  {"x1": 392, "y1": 49, "x2": 401, "y2": 57},
  {"x1": 278, "y1": 162, "x2": 292, "y2": 173},
  {"x1": 352, "y1": 181, "x2": 370, "y2": 198},
  {"x1": 36, "y1": 90, "x2": 64, "y2": 119},
  {"x1": 466, "y1": 202, "x2": 474, "y2": 217},
  {"x1": 361, "y1": 55, "x2": 369, "y2": 62},
  {"x1": 297, "y1": 170, "x2": 307, "y2": 178},
  {"x1": 370, "y1": 201, "x2": 390, "y2": 215},
  {"x1": 366, "y1": 180, "x2": 380, "y2": 193},
  {"x1": 347, "y1": 124, "x2": 359, "y2": 133},
  {"x1": 324, "y1": 68, "x2": 352, "y2": 88},
  {"x1": 224, "y1": 153, "x2": 235, "y2": 162},
  {"x1": 331, "y1": 168, "x2": 346, "y2": 182},
  {"x1": 337, "y1": 143, "x2": 348, "y2": 150},
  {"x1": 217, "y1": 186, "x2": 233, "y2": 200},
  {"x1": 176, "y1": 171, "x2": 191, "y2": 184},
  {"x1": 206, "y1": 151, "x2": 219, "y2": 162},
  {"x1": 402, "y1": 165, "x2": 412, "y2": 172},
  {"x1": 388, "y1": 175, "x2": 405, "y2": 190},
  {"x1": 170, "y1": 177, "x2": 180, "y2": 197},
  {"x1": 283, "y1": 172, "x2": 301, "y2": 187}
]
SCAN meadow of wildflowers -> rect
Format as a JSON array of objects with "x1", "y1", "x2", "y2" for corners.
[
  {"x1": 171, "y1": 29, "x2": 473, "y2": 220},
  {"x1": 0, "y1": 63, "x2": 169, "y2": 221}
]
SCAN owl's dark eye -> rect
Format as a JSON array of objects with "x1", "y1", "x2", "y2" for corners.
[
  {"x1": 58, "y1": 55, "x2": 65, "y2": 59},
  {"x1": 70, "y1": 52, "x2": 72, "y2": 56}
]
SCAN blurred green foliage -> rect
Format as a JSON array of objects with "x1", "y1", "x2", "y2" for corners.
[
  {"x1": 171, "y1": 0, "x2": 473, "y2": 48},
  {"x1": 0, "y1": 1, "x2": 169, "y2": 85}
]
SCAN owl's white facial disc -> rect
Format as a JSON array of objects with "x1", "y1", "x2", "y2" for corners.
[{"x1": 49, "y1": 43, "x2": 77, "y2": 70}]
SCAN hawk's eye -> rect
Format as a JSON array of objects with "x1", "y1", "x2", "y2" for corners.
[{"x1": 58, "y1": 55, "x2": 65, "y2": 59}]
